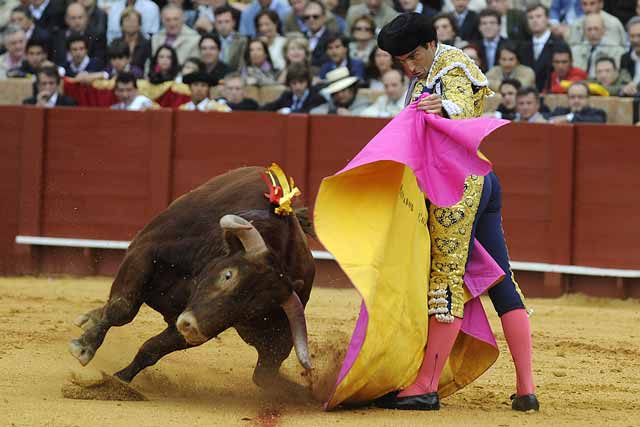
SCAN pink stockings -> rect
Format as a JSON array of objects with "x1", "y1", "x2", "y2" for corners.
[{"x1": 398, "y1": 308, "x2": 534, "y2": 398}]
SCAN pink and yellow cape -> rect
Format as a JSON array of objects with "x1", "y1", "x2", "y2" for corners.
[{"x1": 313, "y1": 101, "x2": 510, "y2": 409}]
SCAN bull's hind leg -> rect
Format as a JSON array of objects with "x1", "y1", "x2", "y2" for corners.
[
  {"x1": 69, "y1": 254, "x2": 149, "y2": 366},
  {"x1": 114, "y1": 325, "x2": 192, "y2": 383}
]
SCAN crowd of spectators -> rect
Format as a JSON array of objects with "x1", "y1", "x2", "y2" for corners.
[{"x1": 0, "y1": 0, "x2": 639, "y2": 122}]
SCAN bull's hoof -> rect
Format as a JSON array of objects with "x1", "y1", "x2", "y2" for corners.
[
  {"x1": 73, "y1": 308, "x2": 102, "y2": 331},
  {"x1": 69, "y1": 339, "x2": 95, "y2": 366}
]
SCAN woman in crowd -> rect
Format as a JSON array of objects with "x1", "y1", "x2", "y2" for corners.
[
  {"x1": 349, "y1": 15, "x2": 377, "y2": 67},
  {"x1": 276, "y1": 37, "x2": 311, "y2": 84},
  {"x1": 366, "y1": 47, "x2": 399, "y2": 90},
  {"x1": 148, "y1": 45, "x2": 180, "y2": 84},
  {"x1": 486, "y1": 42, "x2": 535, "y2": 92},
  {"x1": 199, "y1": 33, "x2": 229, "y2": 86},
  {"x1": 432, "y1": 13, "x2": 466, "y2": 49},
  {"x1": 242, "y1": 38, "x2": 278, "y2": 86},
  {"x1": 112, "y1": 8, "x2": 152, "y2": 73},
  {"x1": 255, "y1": 10, "x2": 286, "y2": 71}
]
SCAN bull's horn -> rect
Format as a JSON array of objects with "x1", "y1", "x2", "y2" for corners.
[
  {"x1": 281, "y1": 291, "x2": 312, "y2": 370},
  {"x1": 219, "y1": 215, "x2": 267, "y2": 255}
]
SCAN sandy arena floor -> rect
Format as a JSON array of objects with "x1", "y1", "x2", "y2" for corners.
[{"x1": 1, "y1": 276, "x2": 639, "y2": 427}]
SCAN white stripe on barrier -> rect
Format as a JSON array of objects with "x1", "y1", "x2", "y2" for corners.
[{"x1": 15, "y1": 235, "x2": 640, "y2": 278}]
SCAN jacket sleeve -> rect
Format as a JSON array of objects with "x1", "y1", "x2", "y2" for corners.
[
  {"x1": 574, "y1": 108, "x2": 607, "y2": 123},
  {"x1": 439, "y1": 67, "x2": 476, "y2": 119}
]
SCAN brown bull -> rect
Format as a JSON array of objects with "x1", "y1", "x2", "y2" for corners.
[{"x1": 69, "y1": 166, "x2": 315, "y2": 389}]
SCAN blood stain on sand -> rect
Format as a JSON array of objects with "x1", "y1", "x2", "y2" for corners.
[{"x1": 253, "y1": 407, "x2": 282, "y2": 427}]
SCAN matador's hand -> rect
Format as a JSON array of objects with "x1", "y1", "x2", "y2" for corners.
[{"x1": 417, "y1": 94, "x2": 443, "y2": 115}]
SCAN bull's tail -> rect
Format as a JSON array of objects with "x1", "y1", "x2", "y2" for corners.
[{"x1": 294, "y1": 207, "x2": 316, "y2": 240}]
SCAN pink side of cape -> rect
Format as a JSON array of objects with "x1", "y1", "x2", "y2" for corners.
[{"x1": 325, "y1": 103, "x2": 509, "y2": 408}]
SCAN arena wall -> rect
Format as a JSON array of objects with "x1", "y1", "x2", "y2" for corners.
[{"x1": 2, "y1": 106, "x2": 639, "y2": 299}]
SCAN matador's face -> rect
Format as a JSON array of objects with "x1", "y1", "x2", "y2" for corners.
[{"x1": 393, "y1": 41, "x2": 437, "y2": 80}]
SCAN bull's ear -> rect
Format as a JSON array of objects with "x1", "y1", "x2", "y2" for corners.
[{"x1": 219, "y1": 215, "x2": 268, "y2": 256}]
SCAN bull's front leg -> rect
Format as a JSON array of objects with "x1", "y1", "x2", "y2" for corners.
[
  {"x1": 235, "y1": 312, "x2": 309, "y2": 395},
  {"x1": 114, "y1": 325, "x2": 193, "y2": 383}
]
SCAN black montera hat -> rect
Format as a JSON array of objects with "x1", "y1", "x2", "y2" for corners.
[
  {"x1": 377, "y1": 13, "x2": 436, "y2": 57},
  {"x1": 182, "y1": 71, "x2": 214, "y2": 86}
]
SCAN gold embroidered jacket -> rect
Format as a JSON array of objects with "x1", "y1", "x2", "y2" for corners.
[{"x1": 409, "y1": 44, "x2": 492, "y2": 322}]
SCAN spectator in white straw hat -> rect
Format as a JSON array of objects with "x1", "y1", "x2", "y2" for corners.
[{"x1": 310, "y1": 66, "x2": 370, "y2": 115}]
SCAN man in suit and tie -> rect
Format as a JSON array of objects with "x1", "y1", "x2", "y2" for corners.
[
  {"x1": 28, "y1": 0, "x2": 65, "y2": 34},
  {"x1": 476, "y1": 8, "x2": 507, "y2": 71},
  {"x1": 519, "y1": 3, "x2": 565, "y2": 91},
  {"x1": 570, "y1": 13, "x2": 624, "y2": 78},
  {"x1": 567, "y1": 0, "x2": 626, "y2": 48},
  {"x1": 23, "y1": 65, "x2": 77, "y2": 107},
  {"x1": 487, "y1": 0, "x2": 530, "y2": 41},
  {"x1": 49, "y1": 2, "x2": 106, "y2": 68},
  {"x1": 303, "y1": 0, "x2": 335, "y2": 67},
  {"x1": 260, "y1": 63, "x2": 325, "y2": 113},
  {"x1": 450, "y1": 0, "x2": 481, "y2": 41},
  {"x1": 9, "y1": 6, "x2": 50, "y2": 47},
  {"x1": 619, "y1": 16, "x2": 640, "y2": 97},
  {"x1": 152, "y1": 5, "x2": 200, "y2": 66},
  {"x1": 214, "y1": 5, "x2": 246, "y2": 71}
]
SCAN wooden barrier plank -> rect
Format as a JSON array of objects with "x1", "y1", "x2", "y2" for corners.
[{"x1": 573, "y1": 124, "x2": 640, "y2": 269}]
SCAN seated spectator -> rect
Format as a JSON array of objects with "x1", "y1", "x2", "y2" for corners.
[
  {"x1": 490, "y1": 78, "x2": 521, "y2": 120},
  {"x1": 319, "y1": 35, "x2": 365, "y2": 81},
  {"x1": 515, "y1": 86, "x2": 548, "y2": 123},
  {"x1": 449, "y1": 0, "x2": 481, "y2": 41},
  {"x1": 476, "y1": 8, "x2": 507, "y2": 72},
  {"x1": 310, "y1": 67, "x2": 371, "y2": 115},
  {"x1": 261, "y1": 63, "x2": 325, "y2": 113},
  {"x1": 0, "y1": 26, "x2": 26, "y2": 78},
  {"x1": 549, "y1": 81, "x2": 606, "y2": 123},
  {"x1": 433, "y1": 13, "x2": 466, "y2": 49},
  {"x1": 148, "y1": 44, "x2": 180, "y2": 83},
  {"x1": 50, "y1": 2, "x2": 106, "y2": 68},
  {"x1": 152, "y1": 5, "x2": 200, "y2": 66},
  {"x1": 217, "y1": 72, "x2": 259, "y2": 110},
  {"x1": 190, "y1": 0, "x2": 240, "y2": 35},
  {"x1": 241, "y1": 37, "x2": 278, "y2": 86},
  {"x1": 620, "y1": 16, "x2": 640, "y2": 97},
  {"x1": 571, "y1": 13, "x2": 625, "y2": 78},
  {"x1": 17, "y1": 36, "x2": 48, "y2": 76},
  {"x1": 255, "y1": 10, "x2": 286, "y2": 71},
  {"x1": 78, "y1": 0, "x2": 107, "y2": 39},
  {"x1": 462, "y1": 43, "x2": 484, "y2": 70},
  {"x1": 105, "y1": 40, "x2": 143, "y2": 78},
  {"x1": 178, "y1": 56, "x2": 205, "y2": 81},
  {"x1": 345, "y1": 0, "x2": 398, "y2": 34},
  {"x1": 110, "y1": 8, "x2": 152, "y2": 73},
  {"x1": 63, "y1": 33, "x2": 103, "y2": 77},
  {"x1": 349, "y1": 15, "x2": 376, "y2": 67},
  {"x1": 29, "y1": 0, "x2": 66, "y2": 35},
  {"x1": 240, "y1": 0, "x2": 291, "y2": 37},
  {"x1": 107, "y1": 0, "x2": 160, "y2": 43},
  {"x1": 23, "y1": 65, "x2": 76, "y2": 106},
  {"x1": 486, "y1": 41, "x2": 536, "y2": 91},
  {"x1": 549, "y1": 0, "x2": 583, "y2": 39},
  {"x1": 519, "y1": 3, "x2": 566, "y2": 92},
  {"x1": 10, "y1": 6, "x2": 50, "y2": 45},
  {"x1": 277, "y1": 36, "x2": 311, "y2": 84},
  {"x1": 366, "y1": 47, "x2": 397, "y2": 90},
  {"x1": 171, "y1": 0, "x2": 198, "y2": 31},
  {"x1": 304, "y1": 0, "x2": 335, "y2": 67},
  {"x1": 179, "y1": 71, "x2": 231, "y2": 111},
  {"x1": 567, "y1": 0, "x2": 626, "y2": 48},
  {"x1": 592, "y1": 56, "x2": 630, "y2": 95},
  {"x1": 487, "y1": 0, "x2": 530, "y2": 42},
  {"x1": 111, "y1": 71, "x2": 156, "y2": 109},
  {"x1": 214, "y1": 5, "x2": 247, "y2": 71},
  {"x1": 199, "y1": 33, "x2": 229, "y2": 86},
  {"x1": 398, "y1": 0, "x2": 438, "y2": 16},
  {"x1": 360, "y1": 69, "x2": 406, "y2": 118},
  {"x1": 547, "y1": 44, "x2": 588, "y2": 93},
  {"x1": 442, "y1": 0, "x2": 488, "y2": 14},
  {"x1": 282, "y1": 0, "x2": 344, "y2": 35}
]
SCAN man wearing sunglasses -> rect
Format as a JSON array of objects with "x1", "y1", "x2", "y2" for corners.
[
  {"x1": 303, "y1": 0, "x2": 336, "y2": 67},
  {"x1": 373, "y1": 12, "x2": 539, "y2": 412}
]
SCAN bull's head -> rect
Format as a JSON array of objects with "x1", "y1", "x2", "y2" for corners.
[{"x1": 176, "y1": 214, "x2": 312, "y2": 370}]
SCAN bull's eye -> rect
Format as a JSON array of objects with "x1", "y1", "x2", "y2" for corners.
[{"x1": 224, "y1": 270, "x2": 233, "y2": 281}]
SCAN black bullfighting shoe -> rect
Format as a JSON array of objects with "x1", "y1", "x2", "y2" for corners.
[
  {"x1": 510, "y1": 393, "x2": 540, "y2": 412},
  {"x1": 374, "y1": 391, "x2": 440, "y2": 410}
]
